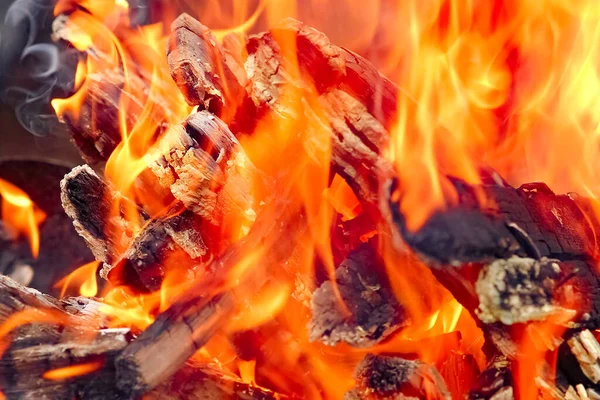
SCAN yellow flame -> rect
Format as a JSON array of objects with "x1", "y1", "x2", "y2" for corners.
[{"x1": 0, "y1": 178, "x2": 45, "y2": 258}]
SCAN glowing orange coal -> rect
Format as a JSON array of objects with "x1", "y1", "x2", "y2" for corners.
[{"x1": 0, "y1": 179, "x2": 45, "y2": 258}]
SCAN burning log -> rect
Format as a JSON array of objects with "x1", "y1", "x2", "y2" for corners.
[
  {"x1": 345, "y1": 354, "x2": 450, "y2": 400},
  {"x1": 60, "y1": 165, "x2": 142, "y2": 267},
  {"x1": 0, "y1": 275, "x2": 279, "y2": 399},
  {"x1": 61, "y1": 108, "x2": 256, "y2": 291},
  {"x1": 167, "y1": 14, "x2": 247, "y2": 121},
  {"x1": 309, "y1": 242, "x2": 407, "y2": 347},
  {"x1": 146, "y1": 110, "x2": 255, "y2": 231},
  {"x1": 113, "y1": 201, "x2": 306, "y2": 397},
  {"x1": 387, "y1": 177, "x2": 600, "y2": 333}
]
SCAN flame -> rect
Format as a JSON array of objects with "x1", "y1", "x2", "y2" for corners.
[
  {"x1": 55, "y1": 261, "x2": 100, "y2": 298},
  {"x1": 238, "y1": 359, "x2": 257, "y2": 384},
  {"x1": 42, "y1": 361, "x2": 103, "y2": 380},
  {"x1": 0, "y1": 179, "x2": 46, "y2": 258},
  {"x1": 44, "y1": 0, "x2": 600, "y2": 397}
]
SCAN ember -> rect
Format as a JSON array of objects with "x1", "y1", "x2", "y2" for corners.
[{"x1": 2, "y1": 0, "x2": 600, "y2": 399}]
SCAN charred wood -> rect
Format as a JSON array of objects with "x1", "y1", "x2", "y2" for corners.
[
  {"x1": 345, "y1": 354, "x2": 450, "y2": 400},
  {"x1": 309, "y1": 242, "x2": 406, "y2": 347},
  {"x1": 60, "y1": 165, "x2": 142, "y2": 267},
  {"x1": 0, "y1": 275, "x2": 280, "y2": 400},
  {"x1": 113, "y1": 202, "x2": 306, "y2": 397},
  {"x1": 167, "y1": 14, "x2": 247, "y2": 121}
]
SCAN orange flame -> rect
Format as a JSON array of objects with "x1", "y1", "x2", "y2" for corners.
[
  {"x1": 44, "y1": 0, "x2": 600, "y2": 397},
  {"x1": 0, "y1": 178, "x2": 46, "y2": 258},
  {"x1": 55, "y1": 261, "x2": 100, "y2": 298},
  {"x1": 42, "y1": 361, "x2": 103, "y2": 380}
]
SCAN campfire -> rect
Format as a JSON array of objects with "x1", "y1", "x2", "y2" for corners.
[{"x1": 2, "y1": 0, "x2": 600, "y2": 398}]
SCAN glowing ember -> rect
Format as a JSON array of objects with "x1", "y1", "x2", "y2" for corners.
[
  {"x1": 0, "y1": 178, "x2": 45, "y2": 258},
  {"x1": 42, "y1": 361, "x2": 103, "y2": 381}
]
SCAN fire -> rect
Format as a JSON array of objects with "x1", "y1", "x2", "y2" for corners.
[
  {"x1": 42, "y1": 361, "x2": 103, "y2": 381},
  {"x1": 55, "y1": 261, "x2": 100, "y2": 298},
  {"x1": 36, "y1": 0, "x2": 600, "y2": 398},
  {"x1": 0, "y1": 178, "x2": 46, "y2": 258}
]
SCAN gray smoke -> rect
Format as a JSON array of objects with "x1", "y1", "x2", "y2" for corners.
[{"x1": 0, "y1": 0, "x2": 69, "y2": 137}]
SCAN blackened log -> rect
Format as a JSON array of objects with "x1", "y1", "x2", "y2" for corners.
[
  {"x1": 345, "y1": 354, "x2": 450, "y2": 400},
  {"x1": 52, "y1": 16, "x2": 175, "y2": 164},
  {"x1": 386, "y1": 175, "x2": 600, "y2": 331},
  {"x1": 60, "y1": 165, "x2": 142, "y2": 267},
  {"x1": 309, "y1": 242, "x2": 407, "y2": 347},
  {"x1": 0, "y1": 274, "x2": 129, "y2": 400},
  {"x1": 167, "y1": 14, "x2": 247, "y2": 119},
  {"x1": 60, "y1": 165, "x2": 209, "y2": 292},
  {"x1": 468, "y1": 355, "x2": 513, "y2": 400}
]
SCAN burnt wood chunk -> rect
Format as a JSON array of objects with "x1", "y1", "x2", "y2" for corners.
[
  {"x1": 60, "y1": 166, "x2": 208, "y2": 292},
  {"x1": 388, "y1": 177, "x2": 599, "y2": 265},
  {"x1": 567, "y1": 330, "x2": 600, "y2": 385},
  {"x1": 309, "y1": 243, "x2": 406, "y2": 347},
  {"x1": 147, "y1": 110, "x2": 255, "y2": 229},
  {"x1": 60, "y1": 165, "x2": 142, "y2": 266},
  {"x1": 475, "y1": 257, "x2": 564, "y2": 325},
  {"x1": 345, "y1": 354, "x2": 450, "y2": 400},
  {"x1": 106, "y1": 209, "x2": 207, "y2": 292},
  {"x1": 468, "y1": 356, "x2": 513, "y2": 400},
  {"x1": 167, "y1": 14, "x2": 246, "y2": 118}
]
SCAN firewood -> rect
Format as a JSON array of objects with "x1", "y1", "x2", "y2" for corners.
[
  {"x1": 468, "y1": 355, "x2": 512, "y2": 400},
  {"x1": 60, "y1": 165, "x2": 142, "y2": 267},
  {"x1": 0, "y1": 275, "x2": 280, "y2": 400},
  {"x1": 113, "y1": 201, "x2": 306, "y2": 397},
  {"x1": 146, "y1": 110, "x2": 255, "y2": 229},
  {"x1": 167, "y1": 14, "x2": 247, "y2": 121},
  {"x1": 61, "y1": 111, "x2": 255, "y2": 291},
  {"x1": 386, "y1": 176, "x2": 600, "y2": 334},
  {"x1": 60, "y1": 166, "x2": 208, "y2": 292},
  {"x1": 344, "y1": 354, "x2": 450, "y2": 400},
  {"x1": 309, "y1": 242, "x2": 407, "y2": 347},
  {"x1": 166, "y1": 16, "x2": 395, "y2": 213},
  {"x1": 52, "y1": 15, "x2": 175, "y2": 164}
]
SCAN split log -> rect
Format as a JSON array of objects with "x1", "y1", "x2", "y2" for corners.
[
  {"x1": 0, "y1": 275, "x2": 280, "y2": 400},
  {"x1": 344, "y1": 354, "x2": 450, "y2": 400},
  {"x1": 309, "y1": 242, "x2": 407, "y2": 347},
  {"x1": 60, "y1": 165, "x2": 142, "y2": 267}
]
